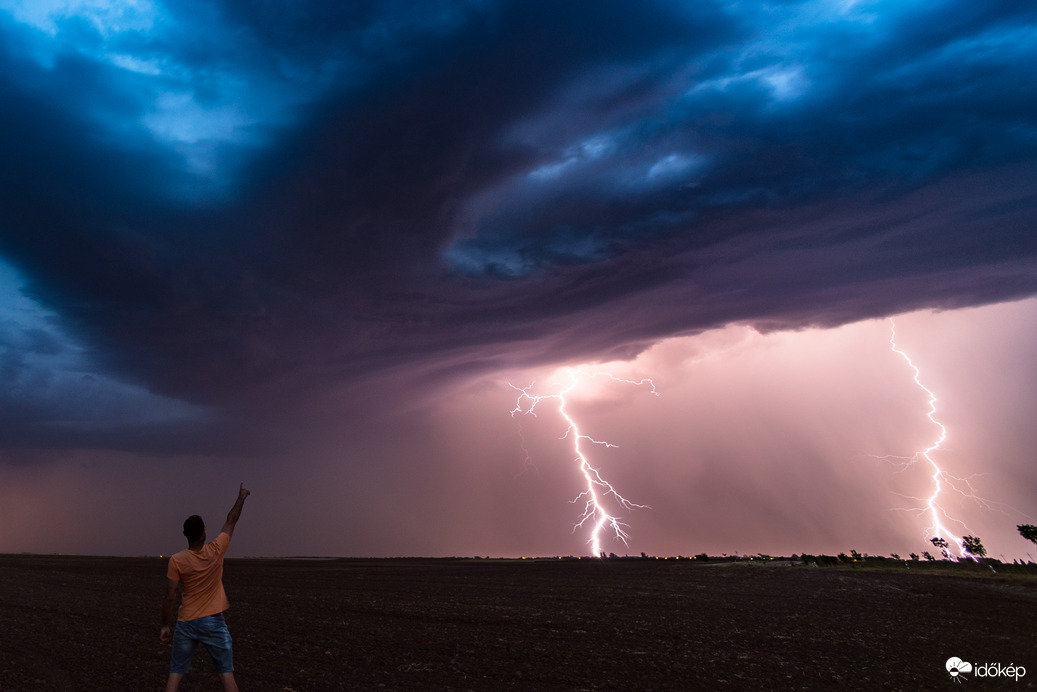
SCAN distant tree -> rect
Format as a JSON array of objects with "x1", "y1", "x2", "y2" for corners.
[
  {"x1": 837, "y1": 552, "x2": 849, "y2": 563},
  {"x1": 1018, "y1": 524, "x2": 1037, "y2": 546},
  {"x1": 890, "y1": 553, "x2": 901, "y2": 561},
  {"x1": 922, "y1": 551, "x2": 935, "y2": 561},
  {"x1": 909, "y1": 553, "x2": 919, "y2": 561},
  {"x1": 931, "y1": 537, "x2": 950, "y2": 559},
  {"x1": 962, "y1": 535, "x2": 986, "y2": 559},
  {"x1": 850, "y1": 549, "x2": 862, "y2": 561}
]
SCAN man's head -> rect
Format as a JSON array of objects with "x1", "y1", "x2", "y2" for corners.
[{"x1": 183, "y1": 514, "x2": 205, "y2": 543}]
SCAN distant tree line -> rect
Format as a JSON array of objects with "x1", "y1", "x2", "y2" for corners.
[{"x1": 624, "y1": 525, "x2": 1037, "y2": 564}]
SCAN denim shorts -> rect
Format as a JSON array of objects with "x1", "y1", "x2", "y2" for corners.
[{"x1": 170, "y1": 613, "x2": 234, "y2": 674}]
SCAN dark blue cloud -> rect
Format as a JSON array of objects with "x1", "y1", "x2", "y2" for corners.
[
  {"x1": 1, "y1": 0, "x2": 1036, "y2": 451},
  {"x1": 440, "y1": 0, "x2": 1037, "y2": 275}
]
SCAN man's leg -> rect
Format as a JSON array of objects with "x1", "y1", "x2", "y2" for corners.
[
  {"x1": 197, "y1": 614, "x2": 237, "y2": 689},
  {"x1": 168, "y1": 619, "x2": 198, "y2": 690},
  {"x1": 219, "y1": 671, "x2": 239, "y2": 692}
]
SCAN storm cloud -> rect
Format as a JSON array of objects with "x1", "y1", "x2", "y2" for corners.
[{"x1": 1, "y1": 0, "x2": 1035, "y2": 557}]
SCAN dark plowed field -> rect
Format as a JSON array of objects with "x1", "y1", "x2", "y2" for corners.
[{"x1": 0, "y1": 555, "x2": 1033, "y2": 690}]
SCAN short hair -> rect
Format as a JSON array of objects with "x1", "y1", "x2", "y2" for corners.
[{"x1": 183, "y1": 515, "x2": 205, "y2": 542}]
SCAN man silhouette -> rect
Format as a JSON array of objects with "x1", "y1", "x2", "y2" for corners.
[{"x1": 161, "y1": 484, "x2": 251, "y2": 691}]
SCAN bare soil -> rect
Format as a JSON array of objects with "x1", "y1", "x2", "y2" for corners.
[{"x1": 0, "y1": 555, "x2": 1034, "y2": 690}]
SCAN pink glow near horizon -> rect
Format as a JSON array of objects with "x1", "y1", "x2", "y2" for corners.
[
  {"x1": 0, "y1": 300, "x2": 1034, "y2": 559},
  {"x1": 486, "y1": 300, "x2": 1037, "y2": 560}
]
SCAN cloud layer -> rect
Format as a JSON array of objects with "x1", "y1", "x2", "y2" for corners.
[{"x1": 1, "y1": 0, "x2": 1035, "y2": 556}]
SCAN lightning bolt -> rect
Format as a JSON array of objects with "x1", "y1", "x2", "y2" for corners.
[
  {"x1": 509, "y1": 367, "x2": 658, "y2": 557},
  {"x1": 887, "y1": 319, "x2": 972, "y2": 559}
]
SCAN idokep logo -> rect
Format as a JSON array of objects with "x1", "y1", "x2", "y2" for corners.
[
  {"x1": 946, "y1": 658, "x2": 973, "y2": 682},
  {"x1": 946, "y1": 657, "x2": 1028, "y2": 683}
]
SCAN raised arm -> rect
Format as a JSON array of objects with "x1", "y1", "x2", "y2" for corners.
[{"x1": 220, "y1": 483, "x2": 251, "y2": 537}]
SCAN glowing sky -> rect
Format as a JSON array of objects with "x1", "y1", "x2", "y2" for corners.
[{"x1": 1, "y1": 0, "x2": 1035, "y2": 558}]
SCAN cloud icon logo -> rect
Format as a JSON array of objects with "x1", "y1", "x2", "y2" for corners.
[{"x1": 946, "y1": 657, "x2": 973, "y2": 680}]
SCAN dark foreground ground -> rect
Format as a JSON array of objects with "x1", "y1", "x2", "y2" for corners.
[{"x1": 0, "y1": 555, "x2": 1034, "y2": 691}]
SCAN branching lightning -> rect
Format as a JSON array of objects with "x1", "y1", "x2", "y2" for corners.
[
  {"x1": 887, "y1": 319, "x2": 977, "y2": 559},
  {"x1": 509, "y1": 367, "x2": 658, "y2": 557}
]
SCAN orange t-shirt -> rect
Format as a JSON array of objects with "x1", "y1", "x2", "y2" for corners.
[{"x1": 167, "y1": 532, "x2": 232, "y2": 621}]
